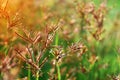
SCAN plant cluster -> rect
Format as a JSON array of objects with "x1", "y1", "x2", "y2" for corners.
[{"x1": 0, "y1": 0, "x2": 120, "y2": 80}]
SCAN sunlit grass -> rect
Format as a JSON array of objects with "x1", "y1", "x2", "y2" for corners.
[{"x1": 0, "y1": 0, "x2": 120, "y2": 80}]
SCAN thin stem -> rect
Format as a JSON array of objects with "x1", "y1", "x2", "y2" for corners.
[
  {"x1": 55, "y1": 33, "x2": 59, "y2": 45},
  {"x1": 28, "y1": 65, "x2": 31, "y2": 80},
  {"x1": 36, "y1": 71, "x2": 39, "y2": 80},
  {"x1": 55, "y1": 33, "x2": 61, "y2": 80},
  {"x1": 56, "y1": 63, "x2": 61, "y2": 80}
]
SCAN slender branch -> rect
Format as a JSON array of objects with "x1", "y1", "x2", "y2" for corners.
[
  {"x1": 33, "y1": 33, "x2": 41, "y2": 44},
  {"x1": 26, "y1": 45, "x2": 34, "y2": 62},
  {"x1": 15, "y1": 31, "x2": 33, "y2": 43},
  {"x1": 36, "y1": 50, "x2": 42, "y2": 64},
  {"x1": 15, "y1": 49, "x2": 39, "y2": 70},
  {"x1": 39, "y1": 57, "x2": 48, "y2": 68},
  {"x1": 15, "y1": 49, "x2": 27, "y2": 62}
]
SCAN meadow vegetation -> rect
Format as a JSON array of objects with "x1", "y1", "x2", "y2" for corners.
[{"x1": 0, "y1": 0, "x2": 120, "y2": 80}]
